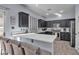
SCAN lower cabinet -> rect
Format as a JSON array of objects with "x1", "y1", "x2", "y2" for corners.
[
  {"x1": 60, "y1": 32, "x2": 70, "y2": 41},
  {"x1": 21, "y1": 38, "x2": 53, "y2": 54}
]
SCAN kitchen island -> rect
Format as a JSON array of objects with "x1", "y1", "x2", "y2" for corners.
[{"x1": 12, "y1": 33, "x2": 57, "y2": 54}]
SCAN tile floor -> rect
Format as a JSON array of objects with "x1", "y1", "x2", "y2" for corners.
[{"x1": 54, "y1": 38, "x2": 79, "y2": 55}]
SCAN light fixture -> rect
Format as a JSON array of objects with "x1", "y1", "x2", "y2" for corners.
[
  {"x1": 59, "y1": 10, "x2": 63, "y2": 13},
  {"x1": 46, "y1": 13, "x2": 49, "y2": 15},
  {"x1": 54, "y1": 13, "x2": 62, "y2": 17},
  {"x1": 35, "y1": 4, "x2": 39, "y2": 7}
]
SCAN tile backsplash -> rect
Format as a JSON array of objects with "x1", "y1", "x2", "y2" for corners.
[{"x1": 38, "y1": 27, "x2": 70, "y2": 33}]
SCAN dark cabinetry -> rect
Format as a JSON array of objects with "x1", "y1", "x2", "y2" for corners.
[
  {"x1": 38, "y1": 19, "x2": 47, "y2": 27},
  {"x1": 60, "y1": 32, "x2": 70, "y2": 41},
  {"x1": 38, "y1": 19, "x2": 72, "y2": 28},
  {"x1": 60, "y1": 20, "x2": 70, "y2": 27},
  {"x1": 46, "y1": 20, "x2": 70, "y2": 28},
  {"x1": 19, "y1": 12, "x2": 29, "y2": 27},
  {"x1": 47, "y1": 21, "x2": 53, "y2": 27}
]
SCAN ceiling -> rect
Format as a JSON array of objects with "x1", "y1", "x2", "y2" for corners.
[{"x1": 24, "y1": 4, "x2": 75, "y2": 19}]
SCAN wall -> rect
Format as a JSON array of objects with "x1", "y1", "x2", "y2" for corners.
[
  {"x1": 0, "y1": 10, "x2": 4, "y2": 36},
  {"x1": 0, "y1": 4, "x2": 43, "y2": 39},
  {"x1": 75, "y1": 4, "x2": 79, "y2": 52}
]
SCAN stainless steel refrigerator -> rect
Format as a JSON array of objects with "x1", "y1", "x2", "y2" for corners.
[{"x1": 70, "y1": 20, "x2": 75, "y2": 47}]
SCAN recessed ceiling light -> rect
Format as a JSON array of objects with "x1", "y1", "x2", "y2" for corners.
[
  {"x1": 35, "y1": 4, "x2": 39, "y2": 7},
  {"x1": 59, "y1": 10, "x2": 63, "y2": 13},
  {"x1": 54, "y1": 13, "x2": 62, "y2": 17},
  {"x1": 46, "y1": 13, "x2": 49, "y2": 15}
]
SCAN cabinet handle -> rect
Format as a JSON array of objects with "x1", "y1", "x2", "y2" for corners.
[{"x1": 31, "y1": 39, "x2": 34, "y2": 43}]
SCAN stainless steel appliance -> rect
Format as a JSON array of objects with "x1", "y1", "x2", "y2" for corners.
[{"x1": 70, "y1": 20, "x2": 75, "y2": 47}]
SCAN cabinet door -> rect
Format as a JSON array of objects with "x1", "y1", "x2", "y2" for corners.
[
  {"x1": 65, "y1": 21, "x2": 70, "y2": 27},
  {"x1": 60, "y1": 20, "x2": 70, "y2": 27},
  {"x1": 43, "y1": 21, "x2": 47, "y2": 27},
  {"x1": 65, "y1": 32, "x2": 70, "y2": 41},
  {"x1": 47, "y1": 21, "x2": 52, "y2": 27},
  {"x1": 60, "y1": 32, "x2": 65, "y2": 40},
  {"x1": 19, "y1": 12, "x2": 29, "y2": 27},
  {"x1": 38, "y1": 19, "x2": 41, "y2": 27},
  {"x1": 38, "y1": 19, "x2": 47, "y2": 27},
  {"x1": 50, "y1": 21, "x2": 53, "y2": 27},
  {"x1": 60, "y1": 21, "x2": 65, "y2": 27}
]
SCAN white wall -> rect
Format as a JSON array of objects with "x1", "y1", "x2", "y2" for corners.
[
  {"x1": 75, "y1": 4, "x2": 79, "y2": 52},
  {"x1": 0, "y1": 4, "x2": 43, "y2": 39},
  {"x1": 0, "y1": 11, "x2": 4, "y2": 36}
]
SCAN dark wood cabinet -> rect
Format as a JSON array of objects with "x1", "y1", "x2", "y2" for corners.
[
  {"x1": 38, "y1": 19, "x2": 47, "y2": 27},
  {"x1": 47, "y1": 21, "x2": 53, "y2": 27},
  {"x1": 46, "y1": 20, "x2": 70, "y2": 28},
  {"x1": 19, "y1": 12, "x2": 29, "y2": 27},
  {"x1": 38, "y1": 19, "x2": 71, "y2": 28},
  {"x1": 60, "y1": 20, "x2": 70, "y2": 27},
  {"x1": 60, "y1": 32, "x2": 70, "y2": 41}
]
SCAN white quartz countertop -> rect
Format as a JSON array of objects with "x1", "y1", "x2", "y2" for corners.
[{"x1": 12, "y1": 33, "x2": 57, "y2": 43}]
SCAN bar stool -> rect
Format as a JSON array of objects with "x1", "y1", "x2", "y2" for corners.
[{"x1": 21, "y1": 42, "x2": 39, "y2": 55}]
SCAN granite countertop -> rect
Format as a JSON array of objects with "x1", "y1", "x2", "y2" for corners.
[{"x1": 12, "y1": 33, "x2": 57, "y2": 43}]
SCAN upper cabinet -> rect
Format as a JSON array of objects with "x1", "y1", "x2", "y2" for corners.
[
  {"x1": 19, "y1": 12, "x2": 29, "y2": 27},
  {"x1": 38, "y1": 19, "x2": 71, "y2": 28},
  {"x1": 59, "y1": 20, "x2": 70, "y2": 27},
  {"x1": 46, "y1": 21, "x2": 53, "y2": 27},
  {"x1": 38, "y1": 19, "x2": 47, "y2": 27},
  {"x1": 47, "y1": 20, "x2": 70, "y2": 28}
]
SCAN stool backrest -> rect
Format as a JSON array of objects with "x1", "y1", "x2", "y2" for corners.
[
  {"x1": 21, "y1": 42, "x2": 38, "y2": 55},
  {"x1": 4, "y1": 41, "x2": 13, "y2": 55},
  {"x1": 1, "y1": 41, "x2": 6, "y2": 55},
  {"x1": 12, "y1": 43, "x2": 23, "y2": 55}
]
